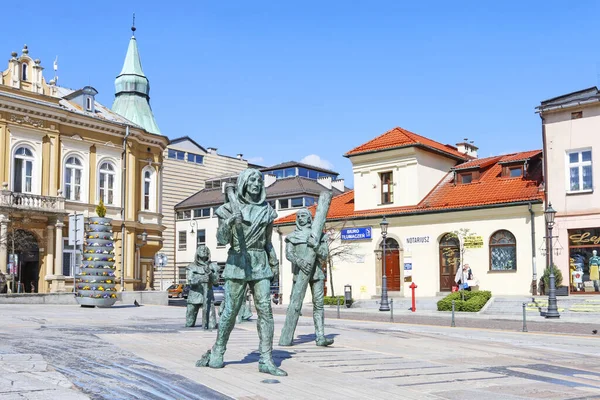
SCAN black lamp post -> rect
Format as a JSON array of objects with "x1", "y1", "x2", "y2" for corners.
[
  {"x1": 544, "y1": 203, "x2": 560, "y2": 319},
  {"x1": 379, "y1": 216, "x2": 390, "y2": 312}
]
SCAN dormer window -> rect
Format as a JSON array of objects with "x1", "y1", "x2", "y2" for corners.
[
  {"x1": 501, "y1": 165, "x2": 524, "y2": 178},
  {"x1": 460, "y1": 173, "x2": 472, "y2": 184},
  {"x1": 85, "y1": 97, "x2": 93, "y2": 111},
  {"x1": 21, "y1": 63, "x2": 28, "y2": 81}
]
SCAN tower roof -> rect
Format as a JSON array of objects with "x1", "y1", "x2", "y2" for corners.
[{"x1": 111, "y1": 28, "x2": 161, "y2": 135}]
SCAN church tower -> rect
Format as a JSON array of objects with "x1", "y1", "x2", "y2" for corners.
[{"x1": 111, "y1": 23, "x2": 161, "y2": 134}]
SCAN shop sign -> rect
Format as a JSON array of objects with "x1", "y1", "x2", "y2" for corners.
[
  {"x1": 341, "y1": 227, "x2": 372, "y2": 241},
  {"x1": 405, "y1": 236, "x2": 430, "y2": 245},
  {"x1": 569, "y1": 229, "x2": 600, "y2": 246},
  {"x1": 464, "y1": 236, "x2": 483, "y2": 248}
]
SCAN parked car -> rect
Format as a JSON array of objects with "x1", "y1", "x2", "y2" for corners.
[{"x1": 167, "y1": 284, "x2": 185, "y2": 298}]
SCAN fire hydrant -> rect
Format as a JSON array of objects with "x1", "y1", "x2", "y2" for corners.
[{"x1": 409, "y1": 282, "x2": 418, "y2": 312}]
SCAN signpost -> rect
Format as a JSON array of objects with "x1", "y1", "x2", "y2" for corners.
[
  {"x1": 155, "y1": 253, "x2": 167, "y2": 291},
  {"x1": 341, "y1": 227, "x2": 372, "y2": 241},
  {"x1": 69, "y1": 213, "x2": 83, "y2": 292}
]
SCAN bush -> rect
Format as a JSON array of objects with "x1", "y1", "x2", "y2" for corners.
[
  {"x1": 437, "y1": 290, "x2": 492, "y2": 312},
  {"x1": 542, "y1": 264, "x2": 563, "y2": 288},
  {"x1": 96, "y1": 200, "x2": 107, "y2": 218},
  {"x1": 324, "y1": 296, "x2": 350, "y2": 306}
]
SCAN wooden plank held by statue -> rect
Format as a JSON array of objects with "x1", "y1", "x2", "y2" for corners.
[{"x1": 279, "y1": 190, "x2": 333, "y2": 346}]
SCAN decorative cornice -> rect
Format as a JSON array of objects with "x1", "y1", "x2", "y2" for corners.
[{"x1": 10, "y1": 113, "x2": 44, "y2": 128}]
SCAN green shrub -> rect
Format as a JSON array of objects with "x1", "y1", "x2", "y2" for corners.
[
  {"x1": 96, "y1": 200, "x2": 107, "y2": 218},
  {"x1": 542, "y1": 264, "x2": 563, "y2": 288},
  {"x1": 324, "y1": 296, "x2": 350, "y2": 306},
  {"x1": 437, "y1": 290, "x2": 492, "y2": 312}
]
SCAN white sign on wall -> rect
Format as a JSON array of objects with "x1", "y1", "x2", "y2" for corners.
[
  {"x1": 404, "y1": 235, "x2": 431, "y2": 245},
  {"x1": 68, "y1": 214, "x2": 85, "y2": 246}
]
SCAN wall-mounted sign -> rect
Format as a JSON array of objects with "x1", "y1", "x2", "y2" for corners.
[
  {"x1": 341, "y1": 227, "x2": 372, "y2": 241},
  {"x1": 405, "y1": 236, "x2": 431, "y2": 245},
  {"x1": 464, "y1": 236, "x2": 484, "y2": 248},
  {"x1": 569, "y1": 229, "x2": 600, "y2": 246}
]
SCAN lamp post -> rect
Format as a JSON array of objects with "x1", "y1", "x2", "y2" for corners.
[
  {"x1": 379, "y1": 216, "x2": 390, "y2": 312},
  {"x1": 544, "y1": 203, "x2": 560, "y2": 319}
]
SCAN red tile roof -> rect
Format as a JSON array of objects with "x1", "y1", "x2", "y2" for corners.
[
  {"x1": 344, "y1": 126, "x2": 471, "y2": 160},
  {"x1": 275, "y1": 149, "x2": 544, "y2": 225}
]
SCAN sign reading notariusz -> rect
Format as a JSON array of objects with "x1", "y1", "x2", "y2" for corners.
[
  {"x1": 405, "y1": 236, "x2": 431, "y2": 245},
  {"x1": 341, "y1": 227, "x2": 372, "y2": 241}
]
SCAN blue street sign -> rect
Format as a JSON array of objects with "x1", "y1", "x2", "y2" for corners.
[{"x1": 341, "y1": 227, "x2": 372, "y2": 241}]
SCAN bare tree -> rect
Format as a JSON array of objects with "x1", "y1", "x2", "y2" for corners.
[
  {"x1": 449, "y1": 228, "x2": 480, "y2": 300},
  {"x1": 324, "y1": 219, "x2": 362, "y2": 297}
]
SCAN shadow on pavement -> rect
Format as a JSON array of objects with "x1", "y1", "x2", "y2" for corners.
[
  {"x1": 292, "y1": 333, "x2": 338, "y2": 345},
  {"x1": 225, "y1": 349, "x2": 293, "y2": 367}
]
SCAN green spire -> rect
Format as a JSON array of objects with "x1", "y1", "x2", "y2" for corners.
[{"x1": 111, "y1": 26, "x2": 161, "y2": 135}]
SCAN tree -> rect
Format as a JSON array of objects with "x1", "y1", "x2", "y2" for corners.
[
  {"x1": 324, "y1": 219, "x2": 362, "y2": 297},
  {"x1": 449, "y1": 228, "x2": 480, "y2": 299}
]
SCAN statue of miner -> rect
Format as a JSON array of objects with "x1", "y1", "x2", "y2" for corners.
[
  {"x1": 279, "y1": 207, "x2": 334, "y2": 347},
  {"x1": 196, "y1": 168, "x2": 286, "y2": 377},
  {"x1": 185, "y1": 245, "x2": 219, "y2": 329}
]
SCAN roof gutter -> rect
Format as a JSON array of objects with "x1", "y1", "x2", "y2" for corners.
[
  {"x1": 536, "y1": 97, "x2": 600, "y2": 113},
  {"x1": 344, "y1": 143, "x2": 468, "y2": 162},
  {"x1": 528, "y1": 202, "x2": 538, "y2": 296}
]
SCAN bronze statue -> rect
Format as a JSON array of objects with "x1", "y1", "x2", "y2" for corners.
[
  {"x1": 186, "y1": 245, "x2": 219, "y2": 329},
  {"x1": 279, "y1": 193, "x2": 333, "y2": 347},
  {"x1": 196, "y1": 168, "x2": 286, "y2": 376}
]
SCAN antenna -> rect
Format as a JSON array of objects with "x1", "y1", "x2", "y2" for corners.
[{"x1": 131, "y1": 13, "x2": 136, "y2": 36}]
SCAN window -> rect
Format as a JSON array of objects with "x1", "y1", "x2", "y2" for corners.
[
  {"x1": 62, "y1": 238, "x2": 82, "y2": 277},
  {"x1": 272, "y1": 169, "x2": 285, "y2": 179},
  {"x1": 193, "y1": 208, "x2": 210, "y2": 218},
  {"x1": 13, "y1": 146, "x2": 34, "y2": 193},
  {"x1": 187, "y1": 153, "x2": 204, "y2": 164},
  {"x1": 21, "y1": 63, "x2": 28, "y2": 81},
  {"x1": 284, "y1": 168, "x2": 295, "y2": 177},
  {"x1": 489, "y1": 230, "x2": 517, "y2": 271},
  {"x1": 380, "y1": 172, "x2": 393, "y2": 204},
  {"x1": 64, "y1": 156, "x2": 83, "y2": 201},
  {"x1": 279, "y1": 199, "x2": 289, "y2": 209},
  {"x1": 568, "y1": 150, "x2": 593, "y2": 192},
  {"x1": 308, "y1": 170, "x2": 318, "y2": 179},
  {"x1": 509, "y1": 167, "x2": 523, "y2": 178},
  {"x1": 85, "y1": 97, "x2": 92, "y2": 111},
  {"x1": 98, "y1": 161, "x2": 115, "y2": 205},
  {"x1": 178, "y1": 231, "x2": 187, "y2": 251},
  {"x1": 571, "y1": 111, "x2": 583, "y2": 120},
  {"x1": 177, "y1": 210, "x2": 191, "y2": 220},
  {"x1": 304, "y1": 197, "x2": 316, "y2": 206},
  {"x1": 197, "y1": 229, "x2": 206, "y2": 247},
  {"x1": 168, "y1": 149, "x2": 185, "y2": 160},
  {"x1": 142, "y1": 167, "x2": 156, "y2": 211},
  {"x1": 460, "y1": 173, "x2": 472, "y2": 184},
  {"x1": 212, "y1": 206, "x2": 220, "y2": 218},
  {"x1": 291, "y1": 197, "x2": 303, "y2": 208},
  {"x1": 298, "y1": 168, "x2": 309, "y2": 178}
]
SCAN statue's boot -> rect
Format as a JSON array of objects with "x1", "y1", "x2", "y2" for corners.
[
  {"x1": 258, "y1": 359, "x2": 287, "y2": 376},
  {"x1": 316, "y1": 336, "x2": 334, "y2": 347},
  {"x1": 196, "y1": 346, "x2": 225, "y2": 368},
  {"x1": 314, "y1": 309, "x2": 333, "y2": 346}
]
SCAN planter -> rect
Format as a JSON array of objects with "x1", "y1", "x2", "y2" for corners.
[
  {"x1": 75, "y1": 216, "x2": 118, "y2": 308},
  {"x1": 556, "y1": 286, "x2": 569, "y2": 296}
]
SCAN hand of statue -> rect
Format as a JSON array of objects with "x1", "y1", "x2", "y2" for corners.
[
  {"x1": 299, "y1": 259, "x2": 312, "y2": 275},
  {"x1": 307, "y1": 235, "x2": 318, "y2": 248},
  {"x1": 228, "y1": 210, "x2": 242, "y2": 226}
]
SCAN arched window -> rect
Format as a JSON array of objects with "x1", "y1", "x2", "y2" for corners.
[
  {"x1": 98, "y1": 161, "x2": 116, "y2": 205},
  {"x1": 13, "y1": 146, "x2": 34, "y2": 193},
  {"x1": 490, "y1": 230, "x2": 517, "y2": 271},
  {"x1": 64, "y1": 156, "x2": 83, "y2": 201},
  {"x1": 142, "y1": 167, "x2": 155, "y2": 211},
  {"x1": 21, "y1": 63, "x2": 28, "y2": 81},
  {"x1": 439, "y1": 233, "x2": 461, "y2": 291}
]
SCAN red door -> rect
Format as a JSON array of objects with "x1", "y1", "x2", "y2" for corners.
[{"x1": 385, "y1": 250, "x2": 401, "y2": 291}]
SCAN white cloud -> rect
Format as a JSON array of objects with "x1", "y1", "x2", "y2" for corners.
[{"x1": 300, "y1": 154, "x2": 334, "y2": 170}]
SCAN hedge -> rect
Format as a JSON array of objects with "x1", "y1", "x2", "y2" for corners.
[
  {"x1": 436, "y1": 290, "x2": 492, "y2": 312},
  {"x1": 324, "y1": 296, "x2": 351, "y2": 306}
]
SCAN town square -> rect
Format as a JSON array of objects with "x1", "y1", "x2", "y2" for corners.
[{"x1": 2, "y1": 1, "x2": 600, "y2": 399}]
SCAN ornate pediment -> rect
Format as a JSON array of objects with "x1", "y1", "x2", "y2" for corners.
[{"x1": 10, "y1": 114, "x2": 44, "y2": 128}]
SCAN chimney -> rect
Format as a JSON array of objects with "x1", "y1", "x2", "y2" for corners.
[
  {"x1": 264, "y1": 173, "x2": 277, "y2": 188},
  {"x1": 318, "y1": 176, "x2": 332, "y2": 189},
  {"x1": 332, "y1": 178, "x2": 345, "y2": 192},
  {"x1": 236, "y1": 153, "x2": 243, "y2": 160},
  {"x1": 455, "y1": 138, "x2": 478, "y2": 158},
  {"x1": 207, "y1": 147, "x2": 218, "y2": 155}
]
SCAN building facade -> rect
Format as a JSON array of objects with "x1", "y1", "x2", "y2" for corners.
[
  {"x1": 0, "y1": 37, "x2": 168, "y2": 293},
  {"x1": 538, "y1": 87, "x2": 600, "y2": 294},
  {"x1": 274, "y1": 127, "x2": 546, "y2": 301},
  {"x1": 159, "y1": 137, "x2": 248, "y2": 290}
]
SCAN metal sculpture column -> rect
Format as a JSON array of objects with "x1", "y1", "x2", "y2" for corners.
[{"x1": 379, "y1": 217, "x2": 390, "y2": 312}]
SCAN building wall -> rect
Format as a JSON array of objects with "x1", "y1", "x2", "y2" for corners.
[
  {"x1": 415, "y1": 149, "x2": 458, "y2": 200},
  {"x1": 275, "y1": 204, "x2": 545, "y2": 302},
  {"x1": 160, "y1": 144, "x2": 246, "y2": 289}
]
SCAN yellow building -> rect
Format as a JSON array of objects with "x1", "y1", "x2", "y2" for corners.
[{"x1": 0, "y1": 34, "x2": 168, "y2": 293}]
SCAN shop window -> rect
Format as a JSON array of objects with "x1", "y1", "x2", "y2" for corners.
[
  {"x1": 489, "y1": 230, "x2": 517, "y2": 271},
  {"x1": 567, "y1": 149, "x2": 592, "y2": 192},
  {"x1": 568, "y1": 228, "x2": 600, "y2": 293},
  {"x1": 380, "y1": 171, "x2": 393, "y2": 204}
]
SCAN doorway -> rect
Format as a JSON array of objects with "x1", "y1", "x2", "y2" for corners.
[
  {"x1": 439, "y1": 233, "x2": 460, "y2": 292},
  {"x1": 6, "y1": 230, "x2": 39, "y2": 293},
  {"x1": 381, "y1": 238, "x2": 401, "y2": 291}
]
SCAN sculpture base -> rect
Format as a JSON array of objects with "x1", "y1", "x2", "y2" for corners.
[{"x1": 75, "y1": 296, "x2": 117, "y2": 308}]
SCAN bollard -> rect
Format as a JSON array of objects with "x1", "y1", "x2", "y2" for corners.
[
  {"x1": 451, "y1": 300, "x2": 456, "y2": 327},
  {"x1": 410, "y1": 282, "x2": 418, "y2": 312},
  {"x1": 522, "y1": 302, "x2": 528, "y2": 332},
  {"x1": 390, "y1": 298, "x2": 394, "y2": 322},
  {"x1": 337, "y1": 296, "x2": 341, "y2": 319}
]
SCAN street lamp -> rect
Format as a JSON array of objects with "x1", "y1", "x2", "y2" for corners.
[
  {"x1": 544, "y1": 203, "x2": 560, "y2": 319},
  {"x1": 379, "y1": 216, "x2": 390, "y2": 312}
]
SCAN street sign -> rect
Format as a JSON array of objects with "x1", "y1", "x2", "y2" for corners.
[
  {"x1": 68, "y1": 214, "x2": 84, "y2": 246},
  {"x1": 155, "y1": 253, "x2": 168, "y2": 267},
  {"x1": 341, "y1": 227, "x2": 372, "y2": 241}
]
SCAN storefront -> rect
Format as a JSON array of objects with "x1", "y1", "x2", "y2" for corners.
[{"x1": 568, "y1": 228, "x2": 600, "y2": 294}]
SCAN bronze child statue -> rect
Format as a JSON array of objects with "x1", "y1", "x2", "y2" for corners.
[
  {"x1": 196, "y1": 168, "x2": 286, "y2": 377},
  {"x1": 186, "y1": 245, "x2": 219, "y2": 329}
]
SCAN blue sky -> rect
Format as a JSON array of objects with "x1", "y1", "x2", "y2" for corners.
[{"x1": 2, "y1": 1, "x2": 600, "y2": 186}]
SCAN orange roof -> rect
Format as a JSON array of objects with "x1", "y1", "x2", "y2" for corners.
[
  {"x1": 344, "y1": 126, "x2": 471, "y2": 160},
  {"x1": 274, "y1": 149, "x2": 543, "y2": 225}
]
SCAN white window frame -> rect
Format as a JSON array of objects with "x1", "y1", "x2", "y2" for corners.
[
  {"x1": 566, "y1": 149, "x2": 593, "y2": 193},
  {"x1": 63, "y1": 238, "x2": 82, "y2": 277},
  {"x1": 98, "y1": 160, "x2": 116, "y2": 205},
  {"x1": 178, "y1": 230, "x2": 187, "y2": 251},
  {"x1": 197, "y1": 229, "x2": 206, "y2": 247},
  {"x1": 142, "y1": 166, "x2": 156, "y2": 212},
  {"x1": 12, "y1": 146, "x2": 35, "y2": 193},
  {"x1": 64, "y1": 155, "x2": 84, "y2": 201}
]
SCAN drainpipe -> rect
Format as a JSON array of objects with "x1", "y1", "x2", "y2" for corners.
[
  {"x1": 528, "y1": 202, "x2": 537, "y2": 296},
  {"x1": 540, "y1": 113, "x2": 550, "y2": 271},
  {"x1": 120, "y1": 126, "x2": 130, "y2": 291}
]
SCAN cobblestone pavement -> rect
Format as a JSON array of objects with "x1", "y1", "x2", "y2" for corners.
[{"x1": 2, "y1": 304, "x2": 600, "y2": 399}]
